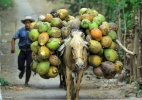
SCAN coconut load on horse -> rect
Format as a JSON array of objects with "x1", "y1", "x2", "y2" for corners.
[{"x1": 28, "y1": 8, "x2": 123, "y2": 100}]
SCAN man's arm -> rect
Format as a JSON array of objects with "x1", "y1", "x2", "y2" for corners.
[{"x1": 11, "y1": 38, "x2": 16, "y2": 53}]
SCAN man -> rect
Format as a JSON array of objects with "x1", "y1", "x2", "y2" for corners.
[{"x1": 11, "y1": 16, "x2": 35, "y2": 86}]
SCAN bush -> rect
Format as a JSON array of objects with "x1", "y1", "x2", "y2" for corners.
[{"x1": 0, "y1": 0, "x2": 13, "y2": 9}]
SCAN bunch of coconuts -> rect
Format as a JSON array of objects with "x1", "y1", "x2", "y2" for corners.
[
  {"x1": 29, "y1": 8, "x2": 123, "y2": 80},
  {"x1": 77, "y1": 8, "x2": 123, "y2": 79}
]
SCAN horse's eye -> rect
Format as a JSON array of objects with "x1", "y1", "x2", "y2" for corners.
[{"x1": 71, "y1": 47, "x2": 74, "y2": 50}]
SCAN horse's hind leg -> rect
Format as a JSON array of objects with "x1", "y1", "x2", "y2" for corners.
[
  {"x1": 66, "y1": 67, "x2": 72, "y2": 100},
  {"x1": 75, "y1": 69, "x2": 83, "y2": 100}
]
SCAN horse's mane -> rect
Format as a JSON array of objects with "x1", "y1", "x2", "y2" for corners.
[{"x1": 70, "y1": 30, "x2": 85, "y2": 46}]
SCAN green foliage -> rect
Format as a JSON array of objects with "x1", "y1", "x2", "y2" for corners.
[
  {"x1": 0, "y1": 78, "x2": 9, "y2": 86},
  {"x1": 0, "y1": 0, "x2": 13, "y2": 9}
]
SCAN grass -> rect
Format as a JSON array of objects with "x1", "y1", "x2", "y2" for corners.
[
  {"x1": 0, "y1": 0, "x2": 13, "y2": 9},
  {"x1": 0, "y1": 78, "x2": 9, "y2": 86}
]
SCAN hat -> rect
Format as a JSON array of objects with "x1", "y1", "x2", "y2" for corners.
[{"x1": 21, "y1": 16, "x2": 35, "y2": 24}]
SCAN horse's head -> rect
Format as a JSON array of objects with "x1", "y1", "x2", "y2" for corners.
[{"x1": 70, "y1": 30, "x2": 88, "y2": 70}]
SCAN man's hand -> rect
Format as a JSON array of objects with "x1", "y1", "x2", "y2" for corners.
[{"x1": 11, "y1": 49, "x2": 15, "y2": 53}]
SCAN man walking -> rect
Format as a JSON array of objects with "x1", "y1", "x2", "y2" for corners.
[{"x1": 11, "y1": 16, "x2": 35, "y2": 86}]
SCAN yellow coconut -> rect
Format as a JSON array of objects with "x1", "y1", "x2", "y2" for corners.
[
  {"x1": 101, "y1": 36, "x2": 112, "y2": 48},
  {"x1": 45, "y1": 13, "x2": 53, "y2": 23},
  {"x1": 48, "y1": 66, "x2": 58, "y2": 78},
  {"x1": 38, "y1": 46, "x2": 50, "y2": 59},
  {"x1": 57, "y1": 9, "x2": 68, "y2": 20},
  {"x1": 88, "y1": 55, "x2": 102, "y2": 67},
  {"x1": 38, "y1": 32, "x2": 49, "y2": 46}
]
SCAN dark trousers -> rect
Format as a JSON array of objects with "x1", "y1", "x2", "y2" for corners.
[{"x1": 18, "y1": 50, "x2": 33, "y2": 83}]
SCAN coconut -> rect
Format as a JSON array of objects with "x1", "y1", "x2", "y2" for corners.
[
  {"x1": 31, "y1": 61, "x2": 38, "y2": 72},
  {"x1": 30, "y1": 41, "x2": 40, "y2": 54},
  {"x1": 50, "y1": 18, "x2": 63, "y2": 28},
  {"x1": 49, "y1": 55, "x2": 61, "y2": 66},
  {"x1": 104, "y1": 49, "x2": 118, "y2": 62},
  {"x1": 57, "y1": 9, "x2": 68, "y2": 20},
  {"x1": 93, "y1": 67, "x2": 104, "y2": 77},
  {"x1": 29, "y1": 29, "x2": 40, "y2": 42},
  {"x1": 30, "y1": 22, "x2": 36, "y2": 29},
  {"x1": 88, "y1": 21, "x2": 98, "y2": 30},
  {"x1": 79, "y1": 8, "x2": 88, "y2": 15},
  {"x1": 109, "y1": 41, "x2": 116, "y2": 49},
  {"x1": 99, "y1": 24, "x2": 110, "y2": 35},
  {"x1": 47, "y1": 27, "x2": 61, "y2": 38},
  {"x1": 38, "y1": 22, "x2": 51, "y2": 33},
  {"x1": 109, "y1": 22, "x2": 118, "y2": 31},
  {"x1": 46, "y1": 38, "x2": 61, "y2": 51},
  {"x1": 45, "y1": 14, "x2": 53, "y2": 23},
  {"x1": 108, "y1": 30, "x2": 117, "y2": 40},
  {"x1": 31, "y1": 52, "x2": 37, "y2": 61},
  {"x1": 89, "y1": 40, "x2": 102, "y2": 54},
  {"x1": 40, "y1": 74, "x2": 50, "y2": 79},
  {"x1": 38, "y1": 15, "x2": 45, "y2": 21},
  {"x1": 115, "y1": 61, "x2": 123, "y2": 73},
  {"x1": 65, "y1": 15, "x2": 75, "y2": 21},
  {"x1": 101, "y1": 61, "x2": 116, "y2": 74},
  {"x1": 68, "y1": 18, "x2": 81, "y2": 29},
  {"x1": 80, "y1": 14, "x2": 95, "y2": 22},
  {"x1": 48, "y1": 66, "x2": 58, "y2": 78},
  {"x1": 98, "y1": 14, "x2": 105, "y2": 22},
  {"x1": 61, "y1": 26, "x2": 71, "y2": 38},
  {"x1": 36, "y1": 61, "x2": 50, "y2": 75},
  {"x1": 92, "y1": 16, "x2": 102, "y2": 26},
  {"x1": 88, "y1": 55, "x2": 102, "y2": 67},
  {"x1": 38, "y1": 32, "x2": 49, "y2": 45},
  {"x1": 101, "y1": 36, "x2": 112, "y2": 48},
  {"x1": 38, "y1": 46, "x2": 50, "y2": 59},
  {"x1": 81, "y1": 19, "x2": 90, "y2": 29}
]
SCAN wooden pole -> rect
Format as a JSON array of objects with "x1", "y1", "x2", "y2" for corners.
[{"x1": 116, "y1": 39, "x2": 135, "y2": 55}]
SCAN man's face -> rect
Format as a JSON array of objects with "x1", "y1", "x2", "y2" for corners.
[{"x1": 24, "y1": 20, "x2": 32, "y2": 29}]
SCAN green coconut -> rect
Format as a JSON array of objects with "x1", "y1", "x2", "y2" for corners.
[
  {"x1": 36, "y1": 61, "x2": 50, "y2": 75},
  {"x1": 109, "y1": 41, "x2": 116, "y2": 49},
  {"x1": 46, "y1": 38, "x2": 61, "y2": 51},
  {"x1": 88, "y1": 21, "x2": 98, "y2": 30},
  {"x1": 81, "y1": 19, "x2": 90, "y2": 29},
  {"x1": 50, "y1": 18, "x2": 63, "y2": 28},
  {"x1": 30, "y1": 41, "x2": 40, "y2": 54},
  {"x1": 47, "y1": 27, "x2": 61, "y2": 38},
  {"x1": 29, "y1": 29, "x2": 40, "y2": 42},
  {"x1": 79, "y1": 8, "x2": 88, "y2": 15},
  {"x1": 92, "y1": 16, "x2": 102, "y2": 25},
  {"x1": 108, "y1": 30, "x2": 117, "y2": 40},
  {"x1": 38, "y1": 21, "x2": 51, "y2": 33},
  {"x1": 31, "y1": 61, "x2": 38, "y2": 72},
  {"x1": 104, "y1": 49, "x2": 118, "y2": 62}
]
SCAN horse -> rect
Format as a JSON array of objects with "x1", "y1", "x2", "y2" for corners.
[{"x1": 59, "y1": 30, "x2": 89, "y2": 100}]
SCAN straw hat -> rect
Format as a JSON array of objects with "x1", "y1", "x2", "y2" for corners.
[{"x1": 21, "y1": 16, "x2": 35, "y2": 24}]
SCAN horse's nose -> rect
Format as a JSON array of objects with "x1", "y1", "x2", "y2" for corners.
[{"x1": 76, "y1": 59, "x2": 84, "y2": 70}]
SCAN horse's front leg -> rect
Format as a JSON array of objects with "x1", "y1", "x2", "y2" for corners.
[
  {"x1": 66, "y1": 66, "x2": 72, "y2": 100},
  {"x1": 75, "y1": 69, "x2": 83, "y2": 100}
]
